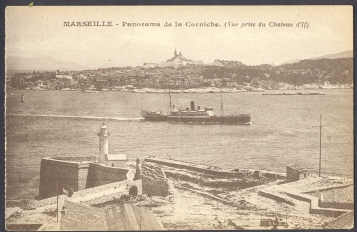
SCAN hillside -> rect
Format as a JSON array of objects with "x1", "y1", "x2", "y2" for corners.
[
  {"x1": 280, "y1": 50, "x2": 353, "y2": 65},
  {"x1": 201, "y1": 58, "x2": 353, "y2": 86},
  {"x1": 272, "y1": 58, "x2": 353, "y2": 85},
  {"x1": 8, "y1": 51, "x2": 353, "y2": 90},
  {"x1": 310, "y1": 50, "x2": 353, "y2": 60}
]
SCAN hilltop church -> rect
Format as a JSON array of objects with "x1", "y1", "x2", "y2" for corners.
[{"x1": 143, "y1": 49, "x2": 204, "y2": 67}]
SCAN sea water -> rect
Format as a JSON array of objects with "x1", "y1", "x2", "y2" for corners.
[{"x1": 5, "y1": 89, "x2": 353, "y2": 199}]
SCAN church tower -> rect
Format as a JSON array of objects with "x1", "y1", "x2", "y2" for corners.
[{"x1": 174, "y1": 48, "x2": 177, "y2": 58}]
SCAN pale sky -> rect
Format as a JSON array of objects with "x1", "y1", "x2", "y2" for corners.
[{"x1": 5, "y1": 6, "x2": 353, "y2": 68}]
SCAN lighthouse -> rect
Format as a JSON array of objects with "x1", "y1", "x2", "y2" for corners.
[{"x1": 97, "y1": 123, "x2": 110, "y2": 163}]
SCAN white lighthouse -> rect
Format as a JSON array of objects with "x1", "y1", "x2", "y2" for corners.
[{"x1": 97, "y1": 123, "x2": 110, "y2": 163}]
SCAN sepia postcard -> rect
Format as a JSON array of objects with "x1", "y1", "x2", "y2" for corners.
[{"x1": 5, "y1": 5, "x2": 354, "y2": 230}]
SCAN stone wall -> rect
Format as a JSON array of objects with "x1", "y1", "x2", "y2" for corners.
[
  {"x1": 39, "y1": 158, "x2": 89, "y2": 199},
  {"x1": 34, "y1": 180, "x2": 143, "y2": 212},
  {"x1": 88, "y1": 179, "x2": 141, "y2": 206},
  {"x1": 307, "y1": 184, "x2": 354, "y2": 210},
  {"x1": 86, "y1": 163, "x2": 130, "y2": 188},
  {"x1": 145, "y1": 157, "x2": 285, "y2": 180},
  {"x1": 52, "y1": 156, "x2": 98, "y2": 162},
  {"x1": 285, "y1": 191, "x2": 351, "y2": 217},
  {"x1": 72, "y1": 179, "x2": 130, "y2": 198},
  {"x1": 39, "y1": 157, "x2": 130, "y2": 199},
  {"x1": 318, "y1": 201, "x2": 354, "y2": 210},
  {"x1": 164, "y1": 169, "x2": 271, "y2": 190},
  {"x1": 136, "y1": 161, "x2": 169, "y2": 197},
  {"x1": 258, "y1": 190, "x2": 295, "y2": 206},
  {"x1": 78, "y1": 167, "x2": 89, "y2": 191}
]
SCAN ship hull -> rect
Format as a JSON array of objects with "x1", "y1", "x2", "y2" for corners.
[
  {"x1": 167, "y1": 115, "x2": 251, "y2": 124},
  {"x1": 142, "y1": 115, "x2": 168, "y2": 121}
]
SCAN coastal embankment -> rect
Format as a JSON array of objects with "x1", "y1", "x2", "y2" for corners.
[{"x1": 6, "y1": 156, "x2": 354, "y2": 230}]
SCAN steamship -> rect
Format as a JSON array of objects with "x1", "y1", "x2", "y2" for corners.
[{"x1": 141, "y1": 91, "x2": 251, "y2": 125}]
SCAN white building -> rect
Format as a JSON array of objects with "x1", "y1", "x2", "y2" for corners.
[{"x1": 106, "y1": 154, "x2": 128, "y2": 168}]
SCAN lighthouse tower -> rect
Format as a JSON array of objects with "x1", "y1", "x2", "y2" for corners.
[{"x1": 97, "y1": 123, "x2": 110, "y2": 163}]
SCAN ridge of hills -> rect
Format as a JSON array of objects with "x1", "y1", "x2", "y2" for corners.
[
  {"x1": 6, "y1": 50, "x2": 353, "y2": 72},
  {"x1": 279, "y1": 50, "x2": 352, "y2": 65}
]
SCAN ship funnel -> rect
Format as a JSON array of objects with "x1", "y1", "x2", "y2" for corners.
[
  {"x1": 190, "y1": 101, "x2": 195, "y2": 111},
  {"x1": 197, "y1": 106, "x2": 200, "y2": 110}
]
